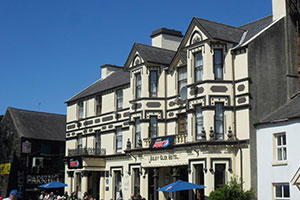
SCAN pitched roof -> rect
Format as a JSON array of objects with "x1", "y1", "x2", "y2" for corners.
[
  {"x1": 194, "y1": 17, "x2": 245, "y2": 43},
  {"x1": 6, "y1": 107, "x2": 66, "y2": 141},
  {"x1": 239, "y1": 15, "x2": 273, "y2": 44},
  {"x1": 66, "y1": 70, "x2": 130, "y2": 103},
  {"x1": 135, "y1": 43, "x2": 176, "y2": 65},
  {"x1": 260, "y1": 94, "x2": 300, "y2": 124}
]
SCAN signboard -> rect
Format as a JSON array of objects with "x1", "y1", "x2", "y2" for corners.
[
  {"x1": 0, "y1": 163, "x2": 11, "y2": 175},
  {"x1": 22, "y1": 140, "x2": 31, "y2": 154},
  {"x1": 26, "y1": 174, "x2": 59, "y2": 185},
  {"x1": 67, "y1": 157, "x2": 83, "y2": 169},
  {"x1": 150, "y1": 136, "x2": 175, "y2": 150}
]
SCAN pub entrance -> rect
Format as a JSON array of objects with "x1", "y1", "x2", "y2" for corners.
[{"x1": 148, "y1": 166, "x2": 188, "y2": 200}]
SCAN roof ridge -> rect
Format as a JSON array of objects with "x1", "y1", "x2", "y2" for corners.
[
  {"x1": 7, "y1": 107, "x2": 66, "y2": 116},
  {"x1": 135, "y1": 42, "x2": 177, "y2": 53},
  {"x1": 195, "y1": 17, "x2": 245, "y2": 31},
  {"x1": 239, "y1": 15, "x2": 273, "y2": 28}
]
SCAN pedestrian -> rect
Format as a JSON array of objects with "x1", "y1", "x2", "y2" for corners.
[
  {"x1": 44, "y1": 192, "x2": 49, "y2": 200},
  {"x1": 3, "y1": 190, "x2": 18, "y2": 200},
  {"x1": 62, "y1": 192, "x2": 69, "y2": 200},
  {"x1": 128, "y1": 194, "x2": 134, "y2": 200},
  {"x1": 39, "y1": 191, "x2": 44, "y2": 200},
  {"x1": 82, "y1": 192, "x2": 88, "y2": 200},
  {"x1": 48, "y1": 192, "x2": 55, "y2": 200},
  {"x1": 135, "y1": 194, "x2": 142, "y2": 200}
]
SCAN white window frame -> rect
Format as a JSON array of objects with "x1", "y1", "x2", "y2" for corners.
[
  {"x1": 274, "y1": 133, "x2": 287, "y2": 163},
  {"x1": 274, "y1": 183, "x2": 290, "y2": 200},
  {"x1": 95, "y1": 95, "x2": 102, "y2": 115},
  {"x1": 196, "y1": 106, "x2": 204, "y2": 140},
  {"x1": 135, "y1": 119, "x2": 141, "y2": 148},
  {"x1": 136, "y1": 73, "x2": 142, "y2": 99},
  {"x1": 178, "y1": 66, "x2": 187, "y2": 100}
]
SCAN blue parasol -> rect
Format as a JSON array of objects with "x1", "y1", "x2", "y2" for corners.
[
  {"x1": 38, "y1": 181, "x2": 68, "y2": 189},
  {"x1": 157, "y1": 180, "x2": 205, "y2": 192}
]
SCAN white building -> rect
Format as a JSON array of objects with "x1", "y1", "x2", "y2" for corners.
[{"x1": 257, "y1": 94, "x2": 300, "y2": 200}]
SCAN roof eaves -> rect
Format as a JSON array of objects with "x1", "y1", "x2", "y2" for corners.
[{"x1": 241, "y1": 16, "x2": 283, "y2": 47}]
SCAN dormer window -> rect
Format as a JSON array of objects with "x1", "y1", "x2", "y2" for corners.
[
  {"x1": 149, "y1": 71, "x2": 158, "y2": 97},
  {"x1": 195, "y1": 52, "x2": 203, "y2": 82},
  {"x1": 116, "y1": 89, "x2": 123, "y2": 110},
  {"x1": 78, "y1": 101, "x2": 84, "y2": 119},
  {"x1": 136, "y1": 73, "x2": 142, "y2": 99},
  {"x1": 214, "y1": 49, "x2": 224, "y2": 80},
  {"x1": 178, "y1": 67, "x2": 187, "y2": 100}
]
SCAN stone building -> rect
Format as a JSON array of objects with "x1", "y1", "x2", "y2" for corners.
[
  {"x1": 0, "y1": 107, "x2": 66, "y2": 199},
  {"x1": 64, "y1": 0, "x2": 299, "y2": 199}
]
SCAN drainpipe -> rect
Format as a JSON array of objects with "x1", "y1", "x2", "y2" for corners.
[
  {"x1": 164, "y1": 67, "x2": 168, "y2": 136},
  {"x1": 297, "y1": 21, "x2": 300, "y2": 91}
]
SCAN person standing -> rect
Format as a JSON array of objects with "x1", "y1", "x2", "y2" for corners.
[
  {"x1": 128, "y1": 194, "x2": 134, "y2": 200},
  {"x1": 3, "y1": 190, "x2": 18, "y2": 200}
]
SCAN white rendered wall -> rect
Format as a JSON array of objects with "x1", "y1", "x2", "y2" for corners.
[{"x1": 257, "y1": 120, "x2": 300, "y2": 200}]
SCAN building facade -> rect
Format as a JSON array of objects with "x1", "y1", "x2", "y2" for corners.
[
  {"x1": 64, "y1": 0, "x2": 299, "y2": 199},
  {"x1": 256, "y1": 94, "x2": 300, "y2": 200},
  {"x1": 0, "y1": 107, "x2": 66, "y2": 199}
]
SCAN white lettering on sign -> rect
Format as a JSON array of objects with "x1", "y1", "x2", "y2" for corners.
[
  {"x1": 26, "y1": 174, "x2": 59, "y2": 185},
  {"x1": 17, "y1": 171, "x2": 25, "y2": 197}
]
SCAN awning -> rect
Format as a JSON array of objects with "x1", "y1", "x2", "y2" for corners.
[{"x1": 291, "y1": 167, "x2": 300, "y2": 190}]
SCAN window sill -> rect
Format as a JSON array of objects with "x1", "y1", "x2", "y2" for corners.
[{"x1": 272, "y1": 161, "x2": 288, "y2": 167}]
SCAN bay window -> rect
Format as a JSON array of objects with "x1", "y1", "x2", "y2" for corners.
[
  {"x1": 135, "y1": 119, "x2": 141, "y2": 148},
  {"x1": 136, "y1": 73, "x2": 142, "y2": 99}
]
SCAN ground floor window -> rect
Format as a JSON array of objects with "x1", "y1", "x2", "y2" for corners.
[
  {"x1": 114, "y1": 171, "x2": 122, "y2": 200},
  {"x1": 133, "y1": 168, "x2": 140, "y2": 196},
  {"x1": 274, "y1": 184, "x2": 290, "y2": 200},
  {"x1": 214, "y1": 164, "x2": 226, "y2": 189}
]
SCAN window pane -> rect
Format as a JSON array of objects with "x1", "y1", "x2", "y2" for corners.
[
  {"x1": 277, "y1": 135, "x2": 282, "y2": 146},
  {"x1": 79, "y1": 102, "x2": 84, "y2": 119},
  {"x1": 214, "y1": 164, "x2": 226, "y2": 189},
  {"x1": 283, "y1": 147, "x2": 287, "y2": 160},
  {"x1": 195, "y1": 53, "x2": 203, "y2": 67},
  {"x1": 277, "y1": 148, "x2": 282, "y2": 161},
  {"x1": 136, "y1": 74, "x2": 141, "y2": 98},
  {"x1": 150, "y1": 117, "x2": 157, "y2": 138},
  {"x1": 196, "y1": 106, "x2": 203, "y2": 139},
  {"x1": 275, "y1": 185, "x2": 282, "y2": 197},
  {"x1": 135, "y1": 119, "x2": 141, "y2": 147},
  {"x1": 179, "y1": 80, "x2": 187, "y2": 100},
  {"x1": 179, "y1": 67, "x2": 187, "y2": 80},
  {"x1": 282, "y1": 134, "x2": 286, "y2": 145},
  {"x1": 195, "y1": 67, "x2": 203, "y2": 82},
  {"x1": 283, "y1": 185, "x2": 290, "y2": 197},
  {"x1": 150, "y1": 71, "x2": 158, "y2": 97},
  {"x1": 214, "y1": 49, "x2": 223, "y2": 79},
  {"x1": 215, "y1": 103, "x2": 223, "y2": 134}
]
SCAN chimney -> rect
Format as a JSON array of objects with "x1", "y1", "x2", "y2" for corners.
[
  {"x1": 151, "y1": 27, "x2": 183, "y2": 51},
  {"x1": 272, "y1": 0, "x2": 287, "y2": 20},
  {"x1": 100, "y1": 64, "x2": 122, "y2": 79}
]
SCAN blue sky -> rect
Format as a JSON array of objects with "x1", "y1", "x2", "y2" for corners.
[{"x1": 0, "y1": 0, "x2": 272, "y2": 115}]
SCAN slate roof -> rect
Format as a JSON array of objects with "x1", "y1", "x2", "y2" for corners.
[
  {"x1": 239, "y1": 15, "x2": 273, "y2": 44},
  {"x1": 194, "y1": 17, "x2": 245, "y2": 43},
  {"x1": 135, "y1": 43, "x2": 176, "y2": 65},
  {"x1": 66, "y1": 70, "x2": 130, "y2": 103},
  {"x1": 7, "y1": 107, "x2": 66, "y2": 141},
  {"x1": 260, "y1": 94, "x2": 300, "y2": 124}
]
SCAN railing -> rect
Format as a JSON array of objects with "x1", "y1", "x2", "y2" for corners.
[{"x1": 68, "y1": 147, "x2": 106, "y2": 156}]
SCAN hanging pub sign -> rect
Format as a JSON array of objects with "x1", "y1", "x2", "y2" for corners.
[
  {"x1": 150, "y1": 135, "x2": 175, "y2": 150},
  {"x1": 0, "y1": 163, "x2": 11, "y2": 175},
  {"x1": 22, "y1": 140, "x2": 31, "y2": 154},
  {"x1": 67, "y1": 157, "x2": 83, "y2": 169}
]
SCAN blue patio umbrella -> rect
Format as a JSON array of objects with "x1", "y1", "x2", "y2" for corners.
[
  {"x1": 157, "y1": 180, "x2": 205, "y2": 192},
  {"x1": 38, "y1": 181, "x2": 68, "y2": 189}
]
